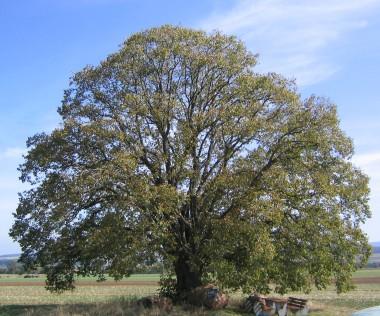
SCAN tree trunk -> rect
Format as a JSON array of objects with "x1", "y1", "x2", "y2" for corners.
[{"x1": 174, "y1": 253, "x2": 202, "y2": 295}]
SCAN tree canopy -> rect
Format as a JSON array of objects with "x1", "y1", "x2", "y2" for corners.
[{"x1": 10, "y1": 25, "x2": 371, "y2": 296}]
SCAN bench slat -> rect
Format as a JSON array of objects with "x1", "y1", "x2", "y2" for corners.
[
  {"x1": 288, "y1": 296, "x2": 308, "y2": 310},
  {"x1": 288, "y1": 297, "x2": 307, "y2": 302},
  {"x1": 288, "y1": 303, "x2": 306, "y2": 309}
]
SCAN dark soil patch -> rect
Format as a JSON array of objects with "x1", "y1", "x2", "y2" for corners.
[{"x1": 352, "y1": 277, "x2": 380, "y2": 284}]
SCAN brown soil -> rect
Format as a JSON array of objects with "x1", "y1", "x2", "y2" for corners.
[{"x1": 351, "y1": 277, "x2": 380, "y2": 284}]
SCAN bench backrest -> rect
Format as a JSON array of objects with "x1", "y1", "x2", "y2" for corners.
[{"x1": 288, "y1": 297, "x2": 307, "y2": 308}]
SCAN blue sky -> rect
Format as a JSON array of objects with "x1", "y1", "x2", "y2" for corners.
[{"x1": 0, "y1": 0, "x2": 379, "y2": 254}]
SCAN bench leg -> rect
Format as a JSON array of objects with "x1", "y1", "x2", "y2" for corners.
[
  {"x1": 295, "y1": 307, "x2": 309, "y2": 316},
  {"x1": 277, "y1": 303, "x2": 287, "y2": 316}
]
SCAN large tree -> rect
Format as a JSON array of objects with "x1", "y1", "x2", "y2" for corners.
[{"x1": 10, "y1": 25, "x2": 371, "y2": 296}]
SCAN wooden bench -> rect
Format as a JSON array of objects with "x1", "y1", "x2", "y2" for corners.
[
  {"x1": 244, "y1": 295, "x2": 308, "y2": 315},
  {"x1": 287, "y1": 297, "x2": 308, "y2": 315}
]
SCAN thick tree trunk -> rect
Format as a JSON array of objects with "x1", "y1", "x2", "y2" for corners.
[{"x1": 174, "y1": 253, "x2": 202, "y2": 295}]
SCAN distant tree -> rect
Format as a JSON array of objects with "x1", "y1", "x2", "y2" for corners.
[
  {"x1": 10, "y1": 25, "x2": 371, "y2": 296},
  {"x1": 6, "y1": 260, "x2": 17, "y2": 274},
  {"x1": 5, "y1": 260, "x2": 26, "y2": 274}
]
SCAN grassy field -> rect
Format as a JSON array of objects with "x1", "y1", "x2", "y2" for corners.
[
  {"x1": 0, "y1": 269, "x2": 377, "y2": 283},
  {"x1": 0, "y1": 274, "x2": 161, "y2": 283},
  {"x1": 0, "y1": 270, "x2": 380, "y2": 315},
  {"x1": 352, "y1": 269, "x2": 380, "y2": 278}
]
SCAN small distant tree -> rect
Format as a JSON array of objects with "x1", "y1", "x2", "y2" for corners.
[
  {"x1": 5, "y1": 260, "x2": 26, "y2": 275},
  {"x1": 6, "y1": 260, "x2": 17, "y2": 274},
  {"x1": 10, "y1": 25, "x2": 370, "y2": 296}
]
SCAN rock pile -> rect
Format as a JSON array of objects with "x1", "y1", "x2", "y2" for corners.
[
  {"x1": 137, "y1": 296, "x2": 173, "y2": 313},
  {"x1": 187, "y1": 284, "x2": 229, "y2": 310}
]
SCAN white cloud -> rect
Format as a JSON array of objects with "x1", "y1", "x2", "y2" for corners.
[
  {"x1": 353, "y1": 152, "x2": 380, "y2": 194},
  {"x1": 199, "y1": 0, "x2": 380, "y2": 85},
  {"x1": 353, "y1": 152, "x2": 380, "y2": 241},
  {"x1": 0, "y1": 147, "x2": 27, "y2": 191},
  {"x1": 0, "y1": 175, "x2": 25, "y2": 191},
  {"x1": 0, "y1": 147, "x2": 25, "y2": 160},
  {"x1": 353, "y1": 152, "x2": 380, "y2": 167}
]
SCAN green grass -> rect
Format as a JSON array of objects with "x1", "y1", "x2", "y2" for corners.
[
  {"x1": 0, "y1": 285, "x2": 158, "y2": 305},
  {"x1": 1, "y1": 270, "x2": 380, "y2": 315},
  {"x1": 287, "y1": 284, "x2": 380, "y2": 316},
  {"x1": 0, "y1": 300, "x2": 246, "y2": 316},
  {"x1": 0, "y1": 275, "x2": 43, "y2": 282},
  {"x1": 0, "y1": 274, "x2": 160, "y2": 283},
  {"x1": 76, "y1": 274, "x2": 161, "y2": 281},
  {"x1": 353, "y1": 268, "x2": 380, "y2": 278},
  {"x1": 1, "y1": 269, "x2": 378, "y2": 283}
]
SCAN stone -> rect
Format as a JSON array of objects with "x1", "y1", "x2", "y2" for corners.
[
  {"x1": 136, "y1": 296, "x2": 173, "y2": 312},
  {"x1": 188, "y1": 284, "x2": 229, "y2": 310}
]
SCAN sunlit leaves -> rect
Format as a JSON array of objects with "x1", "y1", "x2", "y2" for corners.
[{"x1": 10, "y1": 25, "x2": 370, "y2": 295}]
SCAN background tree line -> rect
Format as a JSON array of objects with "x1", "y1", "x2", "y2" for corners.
[{"x1": 0, "y1": 258, "x2": 165, "y2": 274}]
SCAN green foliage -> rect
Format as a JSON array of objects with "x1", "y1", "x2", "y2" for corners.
[
  {"x1": 158, "y1": 273, "x2": 177, "y2": 299},
  {"x1": 10, "y1": 25, "x2": 371, "y2": 295}
]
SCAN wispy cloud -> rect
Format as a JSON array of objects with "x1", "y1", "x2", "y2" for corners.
[
  {"x1": 353, "y1": 152, "x2": 380, "y2": 167},
  {"x1": 353, "y1": 151, "x2": 380, "y2": 240},
  {"x1": 0, "y1": 147, "x2": 26, "y2": 191},
  {"x1": 353, "y1": 152, "x2": 380, "y2": 199},
  {"x1": 0, "y1": 147, "x2": 25, "y2": 160},
  {"x1": 200, "y1": 0, "x2": 380, "y2": 85}
]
